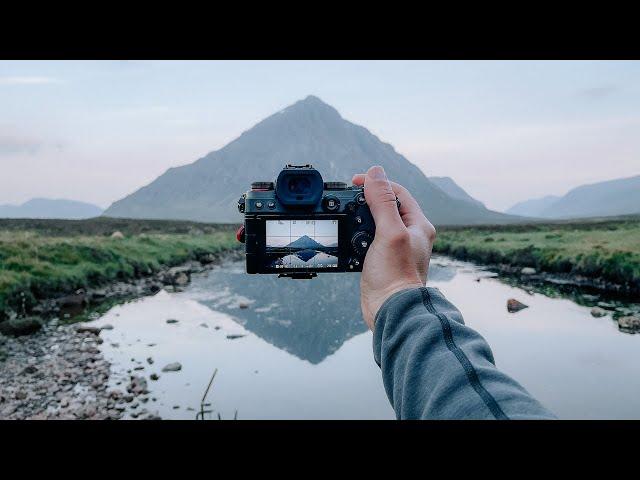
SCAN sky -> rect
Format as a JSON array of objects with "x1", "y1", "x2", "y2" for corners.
[{"x1": 1, "y1": 60, "x2": 639, "y2": 212}]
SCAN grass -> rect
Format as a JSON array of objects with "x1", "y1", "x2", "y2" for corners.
[
  {"x1": 0, "y1": 218, "x2": 239, "y2": 318},
  {"x1": 433, "y1": 217, "x2": 640, "y2": 292}
]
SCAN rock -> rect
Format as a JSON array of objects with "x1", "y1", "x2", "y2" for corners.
[
  {"x1": 2, "y1": 405, "x2": 17, "y2": 416},
  {"x1": 226, "y1": 334, "x2": 246, "y2": 340},
  {"x1": 21, "y1": 365, "x2": 38, "y2": 375},
  {"x1": 199, "y1": 323, "x2": 209, "y2": 328},
  {"x1": 160, "y1": 266, "x2": 192, "y2": 287},
  {"x1": 57, "y1": 293, "x2": 87, "y2": 308},
  {"x1": 507, "y1": 298, "x2": 529, "y2": 313},
  {"x1": 618, "y1": 316, "x2": 640, "y2": 333},
  {"x1": 174, "y1": 272, "x2": 189, "y2": 287},
  {"x1": 166, "y1": 319, "x2": 179, "y2": 324},
  {"x1": 99, "y1": 324, "x2": 114, "y2": 330},
  {"x1": 521, "y1": 267, "x2": 536, "y2": 275},
  {"x1": 597, "y1": 302, "x2": 617, "y2": 310},
  {"x1": 199, "y1": 253, "x2": 217, "y2": 264},
  {"x1": 161, "y1": 362, "x2": 182, "y2": 372},
  {"x1": 0, "y1": 317, "x2": 42, "y2": 336},
  {"x1": 238, "y1": 302, "x2": 250, "y2": 309},
  {"x1": 150, "y1": 373, "x2": 160, "y2": 381},
  {"x1": 110, "y1": 231, "x2": 125, "y2": 239},
  {"x1": 590, "y1": 307, "x2": 608, "y2": 318},
  {"x1": 74, "y1": 325, "x2": 102, "y2": 335},
  {"x1": 146, "y1": 357, "x2": 154, "y2": 365}
]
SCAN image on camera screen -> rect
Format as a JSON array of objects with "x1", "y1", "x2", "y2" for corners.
[{"x1": 265, "y1": 219, "x2": 339, "y2": 269}]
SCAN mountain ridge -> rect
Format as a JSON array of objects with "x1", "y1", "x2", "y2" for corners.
[
  {"x1": 0, "y1": 198, "x2": 103, "y2": 219},
  {"x1": 506, "y1": 175, "x2": 640, "y2": 218}
]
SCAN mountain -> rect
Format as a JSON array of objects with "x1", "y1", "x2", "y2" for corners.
[
  {"x1": 506, "y1": 175, "x2": 640, "y2": 219},
  {"x1": 429, "y1": 176, "x2": 485, "y2": 208},
  {"x1": 506, "y1": 195, "x2": 561, "y2": 217},
  {"x1": 104, "y1": 95, "x2": 517, "y2": 225},
  {"x1": 0, "y1": 198, "x2": 103, "y2": 219},
  {"x1": 286, "y1": 235, "x2": 325, "y2": 249}
]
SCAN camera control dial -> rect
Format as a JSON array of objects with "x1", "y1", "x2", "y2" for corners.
[{"x1": 351, "y1": 231, "x2": 373, "y2": 256}]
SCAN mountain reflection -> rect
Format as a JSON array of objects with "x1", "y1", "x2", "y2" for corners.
[{"x1": 190, "y1": 261, "x2": 456, "y2": 363}]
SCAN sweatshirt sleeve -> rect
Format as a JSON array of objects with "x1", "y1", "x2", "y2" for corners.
[{"x1": 373, "y1": 287, "x2": 555, "y2": 420}]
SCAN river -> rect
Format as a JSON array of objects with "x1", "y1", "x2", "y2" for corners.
[{"x1": 92, "y1": 255, "x2": 640, "y2": 419}]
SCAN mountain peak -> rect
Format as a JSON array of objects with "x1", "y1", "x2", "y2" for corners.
[{"x1": 281, "y1": 95, "x2": 341, "y2": 118}]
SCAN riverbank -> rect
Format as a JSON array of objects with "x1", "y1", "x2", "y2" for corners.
[
  {"x1": 0, "y1": 243, "x2": 243, "y2": 420},
  {"x1": 0, "y1": 218, "x2": 240, "y2": 327},
  {"x1": 433, "y1": 217, "x2": 640, "y2": 295}
]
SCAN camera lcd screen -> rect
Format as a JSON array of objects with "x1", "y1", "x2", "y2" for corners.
[{"x1": 265, "y1": 219, "x2": 339, "y2": 269}]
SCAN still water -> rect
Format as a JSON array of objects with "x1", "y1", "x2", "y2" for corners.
[{"x1": 95, "y1": 256, "x2": 640, "y2": 419}]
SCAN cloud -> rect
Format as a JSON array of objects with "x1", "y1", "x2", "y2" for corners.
[
  {"x1": 581, "y1": 85, "x2": 618, "y2": 99},
  {"x1": 0, "y1": 76, "x2": 59, "y2": 86},
  {"x1": 0, "y1": 135, "x2": 43, "y2": 156}
]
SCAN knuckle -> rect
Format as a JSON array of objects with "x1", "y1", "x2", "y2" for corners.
[
  {"x1": 388, "y1": 229, "x2": 411, "y2": 248},
  {"x1": 426, "y1": 223, "x2": 436, "y2": 242}
]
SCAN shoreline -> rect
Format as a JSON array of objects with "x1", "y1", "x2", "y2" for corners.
[{"x1": 0, "y1": 249, "x2": 242, "y2": 420}]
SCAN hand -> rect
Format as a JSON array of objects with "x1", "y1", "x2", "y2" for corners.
[{"x1": 352, "y1": 166, "x2": 436, "y2": 331}]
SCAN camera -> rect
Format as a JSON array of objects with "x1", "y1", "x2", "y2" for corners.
[{"x1": 237, "y1": 165, "x2": 384, "y2": 279}]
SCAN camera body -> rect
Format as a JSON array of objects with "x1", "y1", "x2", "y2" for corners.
[{"x1": 237, "y1": 165, "x2": 376, "y2": 278}]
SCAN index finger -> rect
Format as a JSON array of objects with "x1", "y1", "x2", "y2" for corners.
[{"x1": 352, "y1": 174, "x2": 427, "y2": 229}]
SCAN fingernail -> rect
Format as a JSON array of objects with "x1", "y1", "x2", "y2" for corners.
[{"x1": 369, "y1": 166, "x2": 386, "y2": 180}]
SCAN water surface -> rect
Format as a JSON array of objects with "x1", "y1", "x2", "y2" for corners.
[{"x1": 96, "y1": 256, "x2": 640, "y2": 419}]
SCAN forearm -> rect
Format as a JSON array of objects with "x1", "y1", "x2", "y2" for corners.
[{"x1": 373, "y1": 287, "x2": 555, "y2": 420}]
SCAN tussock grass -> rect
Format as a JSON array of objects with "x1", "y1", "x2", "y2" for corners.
[
  {"x1": 0, "y1": 218, "x2": 239, "y2": 316},
  {"x1": 433, "y1": 218, "x2": 640, "y2": 291}
]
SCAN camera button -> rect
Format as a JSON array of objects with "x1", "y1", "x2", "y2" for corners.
[
  {"x1": 355, "y1": 216, "x2": 362, "y2": 224},
  {"x1": 267, "y1": 200, "x2": 276, "y2": 209},
  {"x1": 255, "y1": 201, "x2": 263, "y2": 209},
  {"x1": 356, "y1": 192, "x2": 366, "y2": 205},
  {"x1": 322, "y1": 195, "x2": 340, "y2": 212}
]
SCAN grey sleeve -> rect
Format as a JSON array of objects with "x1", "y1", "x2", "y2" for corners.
[{"x1": 373, "y1": 287, "x2": 555, "y2": 420}]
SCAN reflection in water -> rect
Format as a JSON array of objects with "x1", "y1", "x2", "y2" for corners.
[{"x1": 187, "y1": 261, "x2": 457, "y2": 364}]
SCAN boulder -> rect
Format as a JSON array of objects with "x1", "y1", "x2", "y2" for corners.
[
  {"x1": 110, "y1": 231, "x2": 125, "y2": 239},
  {"x1": 521, "y1": 267, "x2": 536, "y2": 275},
  {"x1": 590, "y1": 307, "x2": 608, "y2": 318},
  {"x1": 507, "y1": 299, "x2": 529, "y2": 313},
  {"x1": 0, "y1": 317, "x2": 42, "y2": 336},
  {"x1": 618, "y1": 316, "x2": 640, "y2": 333}
]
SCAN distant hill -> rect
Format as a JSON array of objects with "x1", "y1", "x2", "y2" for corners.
[
  {"x1": 0, "y1": 198, "x2": 103, "y2": 219},
  {"x1": 506, "y1": 195, "x2": 561, "y2": 217},
  {"x1": 104, "y1": 95, "x2": 517, "y2": 226},
  {"x1": 287, "y1": 235, "x2": 325, "y2": 249},
  {"x1": 429, "y1": 176, "x2": 485, "y2": 208},
  {"x1": 506, "y1": 175, "x2": 640, "y2": 219}
]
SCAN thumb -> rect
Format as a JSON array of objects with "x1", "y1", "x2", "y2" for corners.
[{"x1": 364, "y1": 166, "x2": 406, "y2": 234}]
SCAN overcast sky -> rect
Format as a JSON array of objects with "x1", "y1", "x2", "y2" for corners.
[{"x1": 1, "y1": 60, "x2": 639, "y2": 211}]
